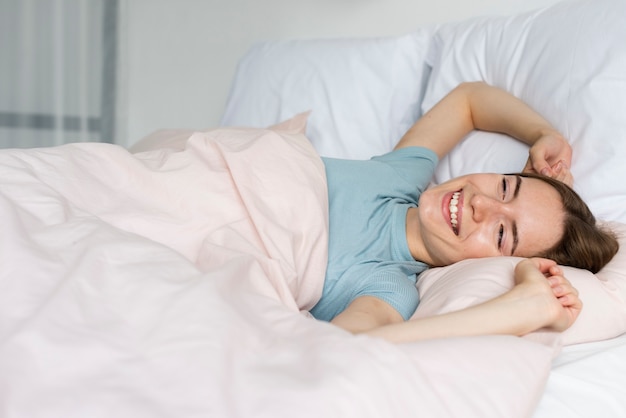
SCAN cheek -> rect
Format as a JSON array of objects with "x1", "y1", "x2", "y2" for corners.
[
  {"x1": 417, "y1": 192, "x2": 439, "y2": 224},
  {"x1": 418, "y1": 188, "x2": 435, "y2": 208},
  {"x1": 428, "y1": 233, "x2": 495, "y2": 266},
  {"x1": 461, "y1": 232, "x2": 498, "y2": 258}
]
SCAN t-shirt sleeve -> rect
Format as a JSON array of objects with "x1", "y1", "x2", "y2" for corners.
[
  {"x1": 354, "y1": 270, "x2": 420, "y2": 320},
  {"x1": 371, "y1": 146, "x2": 439, "y2": 201}
]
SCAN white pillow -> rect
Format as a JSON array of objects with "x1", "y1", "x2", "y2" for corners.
[
  {"x1": 423, "y1": 0, "x2": 626, "y2": 224},
  {"x1": 412, "y1": 222, "x2": 626, "y2": 346},
  {"x1": 220, "y1": 30, "x2": 433, "y2": 159}
]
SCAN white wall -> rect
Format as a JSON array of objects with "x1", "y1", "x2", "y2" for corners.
[{"x1": 120, "y1": 0, "x2": 564, "y2": 148}]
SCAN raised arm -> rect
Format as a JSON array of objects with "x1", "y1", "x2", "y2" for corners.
[{"x1": 395, "y1": 82, "x2": 572, "y2": 183}]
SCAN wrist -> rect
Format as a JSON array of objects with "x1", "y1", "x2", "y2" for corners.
[{"x1": 532, "y1": 126, "x2": 563, "y2": 144}]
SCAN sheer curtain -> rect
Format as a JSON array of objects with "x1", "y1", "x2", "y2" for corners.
[{"x1": 0, "y1": 0, "x2": 118, "y2": 148}]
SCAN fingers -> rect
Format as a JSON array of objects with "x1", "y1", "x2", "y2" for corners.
[
  {"x1": 524, "y1": 132, "x2": 573, "y2": 185},
  {"x1": 525, "y1": 151, "x2": 560, "y2": 175},
  {"x1": 523, "y1": 157, "x2": 574, "y2": 187},
  {"x1": 548, "y1": 274, "x2": 581, "y2": 308},
  {"x1": 523, "y1": 152, "x2": 561, "y2": 177},
  {"x1": 546, "y1": 273, "x2": 583, "y2": 332},
  {"x1": 548, "y1": 275, "x2": 574, "y2": 297},
  {"x1": 521, "y1": 257, "x2": 557, "y2": 274},
  {"x1": 522, "y1": 259, "x2": 577, "y2": 301},
  {"x1": 552, "y1": 161, "x2": 574, "y2": 187},
  {"x1": 513, "y1": 258, "x2": 558, "y2": 287},
  {"x1": 512, "y1": 258, "x2": 583, "y2": 331},
  {"x1": 522, "y1": 156, "x2": 549, "y2": 177}
]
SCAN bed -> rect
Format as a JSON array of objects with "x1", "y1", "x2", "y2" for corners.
[{"x1": 2, "y1": 0, "x2": 626, "y2": 416}]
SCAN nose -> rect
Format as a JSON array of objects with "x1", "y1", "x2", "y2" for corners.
[{"x1": 470, "y1": 193, "x2": 507, "y2": 222}]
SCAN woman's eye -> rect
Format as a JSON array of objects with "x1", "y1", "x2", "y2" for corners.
[
  {"x1": 498, "y1": 225, "x2": 504, "y2": 250},
  {"x1": 501, "y1": 178, "x2": 508, "y2": 200}
]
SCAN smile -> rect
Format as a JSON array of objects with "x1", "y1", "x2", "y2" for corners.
[{"x1": 448, "y1": 190, "x2": 462, "y2": 235}]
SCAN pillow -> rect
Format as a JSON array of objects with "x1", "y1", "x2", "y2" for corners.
[
  {"x1": 412, "y1": 221, "x2": 626, "y2": 346},
  {"x1": 422, "y1": 0, "x2": 626, "y2": 224},
  {"x1": 220, "y1": 30, "x2": 433, "y2": 159}
]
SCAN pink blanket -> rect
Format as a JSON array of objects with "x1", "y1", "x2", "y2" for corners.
[{"x1": 0, "y1": 122, "x2": 556, "y2": 417}]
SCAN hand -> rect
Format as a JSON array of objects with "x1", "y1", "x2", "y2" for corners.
[
  {"x1": 523, "y1": 132, "x2": 573, "y2": 187},
  {"x1": 514, "y1": 258, "x2": 582, "y2": 332},
  {"x1": 545, "y1": 265, "x2": 582, "y2": 332}
]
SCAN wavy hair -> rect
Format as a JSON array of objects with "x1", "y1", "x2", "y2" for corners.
[{"x1": 517, "y1": 172, "x2": 619, "y2": 273}]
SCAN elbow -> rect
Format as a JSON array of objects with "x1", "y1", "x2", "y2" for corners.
[{"x1": 454, "y1": 80, "x2": 488, "y2": 94}]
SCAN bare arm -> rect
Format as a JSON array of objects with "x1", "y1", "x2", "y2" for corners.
[
  {"x1": 395, "y1": 82, "x2": 572, "y2": 184},
  {"x1": 331, "y1": 296, "x2": 404, "y2": 333},
  {"x1": 333, "y1": 259, "x2": 581, "y2": 343}
]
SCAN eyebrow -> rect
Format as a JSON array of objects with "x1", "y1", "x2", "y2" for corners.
[{"x1": 510, "y1": 175, "x2": 522, "y2": 256}]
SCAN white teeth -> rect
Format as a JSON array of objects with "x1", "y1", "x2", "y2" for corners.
[{"x1": 449, "y1": 191, "x2": 461, "y2": 231}]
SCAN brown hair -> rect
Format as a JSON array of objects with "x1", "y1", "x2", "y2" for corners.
[{"x1": 517, "y1": 172, "x2": 619, "y2": 273}]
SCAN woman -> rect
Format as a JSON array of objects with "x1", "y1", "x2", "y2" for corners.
[{"x1": 310, "y1": 81, "x2": 618, "y2": 341}]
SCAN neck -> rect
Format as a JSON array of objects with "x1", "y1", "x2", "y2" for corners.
[{"x1": 406, "y1": 207, "x2": 432, "y2": 265}]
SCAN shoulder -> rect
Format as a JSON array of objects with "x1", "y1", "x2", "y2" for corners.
[{"x1": 372, "y1": 146, "x2": 439, "y2": 165}]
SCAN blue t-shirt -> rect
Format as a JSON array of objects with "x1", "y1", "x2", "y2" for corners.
[{"x1": 310, "y1": 146, "x2": 438, "y2": 321}]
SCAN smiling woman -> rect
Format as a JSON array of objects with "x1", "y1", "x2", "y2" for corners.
[
  {"x1": 313, "y1": 81, "x2": 619, "y2": 339},
  {"x1": 411, "y1": 173, "x2": 565, "y2": 266}
]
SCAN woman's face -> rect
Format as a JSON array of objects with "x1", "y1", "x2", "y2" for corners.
[{"x1": 410, "y1": 173, "x2": 565, "y2": 266}]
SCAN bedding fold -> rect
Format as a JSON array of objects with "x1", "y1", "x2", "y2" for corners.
[{"x1": 0, "y1": 124, "x2": 555, "y2": 417}]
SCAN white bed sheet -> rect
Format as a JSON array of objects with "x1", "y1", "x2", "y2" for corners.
[{"x1": 535, "y1": 332, "x2": 626, "y2": 417}]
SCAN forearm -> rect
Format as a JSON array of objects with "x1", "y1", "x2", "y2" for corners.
[
  {"x1": 395, "y1": 82, "x2": 561, "y2": 159},
  {"x1": 364, "y1": 294, "x2": 543, "y2": 344},
  {"x1": 467, "y1": 82, "x2": 573, "y2": 179},
  {"x1": 365, "y1": 259, "x2": 581, "y2": 344},
  {"x1": 465, "y1": 82, "x2": 559, "y2": 146}
]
